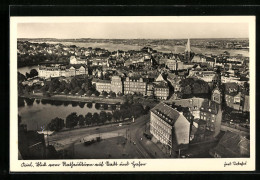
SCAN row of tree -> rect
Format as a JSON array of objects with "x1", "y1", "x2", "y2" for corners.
[
  {"x1": 47, "y1": 111, "x2": 114, "y2": 131},
  {"x1": 18, "y1": 53, "x2": 70, "y2": 67},
  {"x1": 47, "y1": 101, "x2": 150, "y2": 131},
  {"x1": 18, "y1": 97, "x2": 120, "y2": 112}
]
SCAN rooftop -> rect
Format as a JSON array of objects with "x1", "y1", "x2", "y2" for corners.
[
  {"x1": 151, "y1": 102, "x2": 181, "y2": 126},
  {"x1": 200, "y1": 99, "x2": 219, "y2": 114},
  {"x1": 211, "y1": 131, "x2": 250, "y2": 158}
]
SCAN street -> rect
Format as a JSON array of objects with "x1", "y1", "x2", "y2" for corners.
[{"x1": 48, "y1": 114, "x2": 168, "y2": 158}]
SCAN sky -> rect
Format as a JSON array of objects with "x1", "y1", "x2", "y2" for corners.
[{"x1": 17, "y1": 22, "x2": 249, "y2": 39}]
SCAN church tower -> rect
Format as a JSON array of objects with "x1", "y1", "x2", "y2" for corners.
[
  {"x1": 185, "y1": 38, "x2": 192, "y2": 62},
  {"x1": 211, "y1": 87, "x2": 223, "y2": 137}
]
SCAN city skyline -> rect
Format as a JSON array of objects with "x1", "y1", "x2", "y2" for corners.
[
  {"x1": 18, "y1": 22, "x2": 249, "y2": 39},
  {"x1": 11, "y1": 16, "x2": 255, "y2": 172}
]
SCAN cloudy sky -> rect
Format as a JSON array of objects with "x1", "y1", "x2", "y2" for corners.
[{"x1": 17, "y1": 22, "x2": 249, "y2": 39}]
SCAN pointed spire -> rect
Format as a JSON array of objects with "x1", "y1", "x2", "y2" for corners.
[{"x1": 185, "y1": 38, "x2": 191, "y2": 52}]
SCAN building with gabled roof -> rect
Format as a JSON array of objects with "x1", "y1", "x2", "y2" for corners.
[
  {"x1": 150, "y1": 102, "x2": 190, "y2": 152},
  {"x1": 153, "y1": 82, "x2": 169, "y2": 100},
  {"x1": 123, "y1": 76, "x2": 147, "y2": 95},
  {"x1": 209, "y1": 130, "x2": 250, "y2": 158},
  {"x1": 153, "y1": 74, "x2": 169, "y2": 100}
]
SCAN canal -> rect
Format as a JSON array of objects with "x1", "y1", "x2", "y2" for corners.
[{"x1": 18, "y1": 97, "x2": 117, "y2": 131}]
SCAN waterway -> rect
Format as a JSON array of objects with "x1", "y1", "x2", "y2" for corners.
[
  {"x1": 29, "y1": 41, "x2": 249, "y2": 57},
  {"x1": 19, "y1": 98, "x2": 114, "y2": 131}
]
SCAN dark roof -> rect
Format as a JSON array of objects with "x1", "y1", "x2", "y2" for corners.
[
  {"x1": 92, "y1": 78, "x2": 111, "y2": 84},
  {"x1": 200, "y1": 99, "x2": 218, "y2": 114},
  {"x1": 154, "y1": 82, "x2": 169, "y2": 89},
  {"x1": 225, "y1": 91, "x2": 239, "y2": 96},
  {"x1": 172, "y1": 98, "x2": 205, "y2": 110},
  {"x1": 211, "y1": 131, "x2": 250, "y2": 158},
  {"x1": 151, "y1": 102, "x2": 180, "y2": 126},
  {"x1": 224, "y1": 83, "x2": 240, "y2": 96}
]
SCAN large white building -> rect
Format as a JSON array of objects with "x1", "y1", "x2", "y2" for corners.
[
  {"x1": 150, "y1": 102, "x2": 190, "y2": 151},
  {"x1": 189, "y1": 70, "x2": 217, "y2": 83},
  {"x1": 70, "y1": 56, "x2": 88, "y2": 65},
  {"x1": 38, "y1": 64, "x2": 88, "y2": 79},
  {"x1": 92, "y1": 76, "x2": 123, "y2": 94},
  {"x1": 166, "y1": 59, "x2": 184, "y2": 70}
]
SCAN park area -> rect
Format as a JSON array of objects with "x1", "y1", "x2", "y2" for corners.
[{"x1": 73, "y1": 136, "x2": 142, "y2": 159}]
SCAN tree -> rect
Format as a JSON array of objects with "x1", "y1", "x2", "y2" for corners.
[
  {"x1": 29, "y1": 69, "x2": 38, "y2": 78},
  {"x1": 74, "y1": 87, "x2": 81, "y2": 93},
  {"x1": 78, "y1": 115, "x2": 85, "y2": 127},
  {"x1": 95, "y1": 103, "x2": 101, "y2": 109},
  {"x1": 48, "y1": 86, "x2": 55, "y2": 93},
  {"x1": 144, "y1": 106, "x2": 151, "y2": 114},
  {"x1": 66, "y1": 112, "x2": 78, "y2": 128},
  {"x1": 180, "y1": 78, "x2": 195, "y2": 88},
  {"x1": 183, "y1": 85, "x2": 192, "y2": 95},
  {"x1": 109, "y1": 91, "x2": 114, "y2": 97},
  {"x1": 18, "y1": 72, "x2": 26, "y2": 82},
  {"x1": 18, "y1": 83, "x2": 24, "y2": 95},
  {"x1": 106, "y1": 112, "x2": 113, "y2": 122},
  {"x1": 25, "y1": 72, "x2": 31, "y2": 79},
  {"x1": 24, "y1": 85, "x2": 32, "y2": 95},
  {"x1": 121, "y1": 109, "x2": 132, "y2": 119},
  {"x1": 71, "y1": 89, "x2": 77, "y2": 95},
  {"x1": 79, "y1": 102, "x2": 85, "y2": 108},
  {"x1": 82, "y1": 80, "x2": 91, "y2": 91},
  {"x1": 100, "y1": 111, "x2": 107, "y2": 124},
  {"x1": 87, "y1": 102, "x2": 92, "y2": 108},
  {"x1": 102, "y1": 91, "x2": 108, "y2": 97},
  {"x1": 47, "y1": 117, "x2": 65, "y2": 131},
  {"x1": 49, "y1": 78, "x2": 61, "y2": 91},
  {"x1": 113, "y1": 110, "x2": 121, "y2": 121},
  {"x1": 94, "y1": 90, "x2": 100, "y2": 97},
  {"x1": 86, "y1": 90, "x2": 93, "y2": 96},
  {"x1": 24, "y1": 98, "x2": 35, "y2": 106},
  {"x1": 125, "y1": 95, "x2": 134, "y2": 104},
  {"x1": 93, "y1": 113, "x2": 100, "y2": 125},
  {"x1": 35, "y1": 99, "x2": 41, "y2": 104},
  {"x1": 18, "y1": 97, "x2": 25, "y2": 107},
  {"x1": 70, "y1": 77, "x2": 79, "y2": 89},
  {"x1": 117, "y1": 92, "x2": 123, "y2": 97},
  {"x1": 111, "y1": 104, "x2": 116, "y2": 110},
  {"x1": 78, "y1": 89, "x2": 85, "y2": 96},
  {"x1": 192, "y1": 82, "x2": 202, "y2": 94},
  {"x1": 103, "y1": 104, "x2": 108, "y2": 110},
  {"x1": 64, "y1": 89, "x2": 69, "y2": 95},
  {"x1": 111, "y1": 92, "x2": 116, "y2": 98},
  {"x1": 71, "y1": 101, "x2": 78, "y2": 107},
  {"x1": 85, "y1": 113, "x2": 93, "y2": 126}
]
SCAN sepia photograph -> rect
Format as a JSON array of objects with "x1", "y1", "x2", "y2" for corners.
[{"x1": 10, "y1": 16, "x2": 255, "y2": 172}]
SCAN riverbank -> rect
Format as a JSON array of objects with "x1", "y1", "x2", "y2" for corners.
[{"x1": 19, "y1": 93, "x2": 125, "y2": 104}]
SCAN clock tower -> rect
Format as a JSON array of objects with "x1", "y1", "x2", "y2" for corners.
[{"x1": 211, "y1": 87, "x2": 222, "y2": 104}]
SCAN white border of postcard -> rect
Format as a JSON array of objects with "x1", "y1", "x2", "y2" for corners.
[{"x1": 10, "y1": 16, "x2": 256, "y2": 172}]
